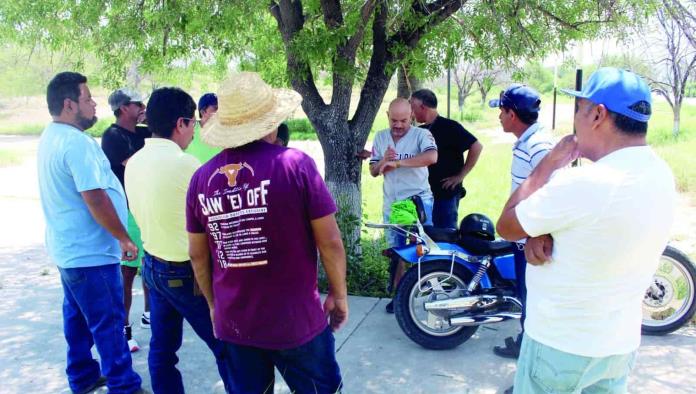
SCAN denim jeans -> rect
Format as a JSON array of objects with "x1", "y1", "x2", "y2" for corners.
[
  {"x1": 384, "y1": 195, "x2": 434, "y2": 247},
  {"x1": 514, "y1": 334, "x2": 636, "y2": 393},
  {"x1": 514, "y1": 245, "x2": 527, "y2": 336},
  {"x1": 432, "y1": 195, "x2": 461, "y2": 229},
  {"x1": 222, "y1": 326, "x2": 342, "y2": 394},
  {"x1": 58, "y1": 264, "x2": 142, "y2": 394},
  {"x1": 141, "y1": 253, "x2": 232, "y2": 394}
]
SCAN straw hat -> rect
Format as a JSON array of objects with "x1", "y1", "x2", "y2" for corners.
[{"x1": 201, "y1": 72, "x2": 302, "y2": 148}]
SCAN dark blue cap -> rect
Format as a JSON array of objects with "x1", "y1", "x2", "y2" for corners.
[
  {"x1": 561, "y1": 67, "x2": 651, "y2": 122},
  {"x1": 489, "y1": 84, "x2": 541, "y2": 114},
  {"x1": 198, "y1": 93, "x2": 218, "y2": 111}
]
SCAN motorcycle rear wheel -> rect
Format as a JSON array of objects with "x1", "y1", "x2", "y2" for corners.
[
  {"x1": 642, "y1": 246, "x2": 696, "y2": 335},
  {"x1": 394, "y1": 261, "x2": 479, "y2": 350}
]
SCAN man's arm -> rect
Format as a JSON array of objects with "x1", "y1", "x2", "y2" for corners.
[
  {"x1": 442, "y1": 141, "x2": 483, "y2": 190},
  {"x1": 497, "y1": 135, "x2": 579, "y2": 241},
  {"x1": 80, "y1": 189, "x2": 137, "y2": 260},
  {"x1": 311, "y1": 214, "x2": 349, "y2": 331},
  {"x1": 189, "y1": 232, "x2": 214, "y2": 308},
  {"x1": 378, "y1": 149, "x2": 437, "y2": 174}
]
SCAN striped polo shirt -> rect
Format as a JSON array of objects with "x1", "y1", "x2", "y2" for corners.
[{"x1": 511, "y1": 123, "x2": 554, "y2": 193}]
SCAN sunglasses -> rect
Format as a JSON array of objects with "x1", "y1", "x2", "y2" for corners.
[{"x1": 497, "y1": 90, "x2": 519, "y2": 112}]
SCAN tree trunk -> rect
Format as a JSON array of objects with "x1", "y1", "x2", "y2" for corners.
[
  {"x1": 673, "y1": 102, "x2": 681, "y2": 137},
  {"x1": 458, "y1": 90, "x2": 466, "y2": 119},
  {"x1": 480, "y1": 86, "x2": 489, "y2": 107},
  {"x1": 397, "y1": 64, "x2": 422, "y2": 98}
]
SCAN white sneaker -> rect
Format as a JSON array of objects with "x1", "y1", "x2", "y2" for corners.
[
  {"x1": 140, "y1": 312, "x2": 151, "y2": 329},
  {"x1": 124, "y1": 324, "x2": 140, "y2": 352},
  {"x1": 127, "y1": 337, "x2": 140, "y2": 353}
]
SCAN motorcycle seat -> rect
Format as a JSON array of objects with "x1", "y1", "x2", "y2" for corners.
[
  {"x1": 423, "y1": 226, "x2": 459, "y2": 243},
  {"x1": 458, "y1": 236, "x2": 515, "y2": 256}
]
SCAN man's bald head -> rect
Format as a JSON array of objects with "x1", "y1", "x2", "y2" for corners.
[
  {"x1": 387, "y1": 98, "x2": 413, "y2": 138},
  {"x1": 388, "y1": 98, "x2": 411, "y2": 114}
]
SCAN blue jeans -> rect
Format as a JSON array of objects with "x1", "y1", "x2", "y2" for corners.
[
  {"x1": 514, "y1": 245, "x2": 527, "y2": 337},
  {"x1": 222, "y1": 326, "x2": 342, "y2": 394},
  {"x1": 432, "y1": 195, "x2": 461, "y2": 229},
  {"x1": 141, "y1": 253, "x2": 232, "y2": 394},
  {"x1": 58, "y1": 264, "x2": 142, "y2": 394},
  {"x1": 384, "y1": 195, "x2": 434, "y2": 247},
  {"x1": 514, "y1": 334, "x2": 636, "y2": 393}
]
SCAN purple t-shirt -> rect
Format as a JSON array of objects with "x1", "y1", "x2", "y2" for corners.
[{"x1": 186, "y1": 140, "x2": 337, "y2": 349}]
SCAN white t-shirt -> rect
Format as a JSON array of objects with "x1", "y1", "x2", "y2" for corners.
[
  {"x1": 370, "y1": 126, "x2": 437, "y2": 214},
  {"x1": 516, "y1": 146, "x2": 676, "y2": 357}
]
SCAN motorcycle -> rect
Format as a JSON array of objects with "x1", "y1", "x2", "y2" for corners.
[{"x1": 365, "y1": 212, "x2": 696, "y2": 350}]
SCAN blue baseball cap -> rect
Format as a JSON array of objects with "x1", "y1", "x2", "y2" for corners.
[
  {"x1": 198, "y1": 93, "x2": 218, "y2": 111},
  {"x1": 489, "y1": 84, "x2": 541, "y2": 114},
  {"x1": 561, "y1": 67, "x2": 651, "y2": 122}
]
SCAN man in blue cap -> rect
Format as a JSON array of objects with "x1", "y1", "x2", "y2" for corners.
[
  {"x1": 488, "y1": 84, "x2": 555, "y2": 359},
  {"x1": 185, "y1": 93, "x2": 221, "y2": 163},
  {"x1": 497, "y1": 68, "x2": 676, "y2": 392}
]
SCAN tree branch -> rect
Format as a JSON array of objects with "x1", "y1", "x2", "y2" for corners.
[
  {"x1": 270, "y1": 0, "x2": 327, "y2": 117},
  {"x1": 320, "y1": 0, "x2": 344, "y2": 29}
]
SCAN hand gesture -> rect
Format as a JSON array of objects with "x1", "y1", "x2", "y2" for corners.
[
  {"x1": 120, "y1": 239, "x2": 139, "y2": 262},
  {"x1": 524, "y1": 234, "x2": 554, "y2": 265},
  {"x1": 545, "y1": 135, "x2": 580, "y2": 170},
  {"x1": 384, "y1": 146, "x2": 397, "y2": 161},
  {"x1": 378, "y1": 160, "x2": 398, "y2": 175},
  {"x1": 441, "y1": 174, "x2": 464, "y2": 190},
  {"x1": 323, "y1": 292, "x2": 349, "y2": 332}
]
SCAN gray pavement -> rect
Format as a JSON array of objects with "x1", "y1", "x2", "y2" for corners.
[{"x1": 0, "y1": 246, "x2": 695, "y2": 394}]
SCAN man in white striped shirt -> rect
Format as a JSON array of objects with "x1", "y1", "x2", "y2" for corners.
[{"x1": 489, "y1": 84, "x2": 554, "y2": 358}]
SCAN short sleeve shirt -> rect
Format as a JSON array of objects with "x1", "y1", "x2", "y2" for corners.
[
  {"x1": 186, "y1": 140, "x2": 336, "y2": 350},
  {"x1": 37, "y1": 122, "x2": 128, "y2": 268},
  {"x1": 511, "y1": 123, "x2": 554, "y2": 193},
  {"x1": 515, "y1": 146, "x2": 676, "y2": 357},
  {"x1": 420, "y1": 116, "x2": 477, "y2": 198},
  {"x1": 125, "y1": 138, "x2": 200, "y2": 262},
  {"x1": 370, "y1": 126, "x2": 437, "y2": 214},
  {"x1": 101, "y1": 124, "x2": 151, "y2": 187}
]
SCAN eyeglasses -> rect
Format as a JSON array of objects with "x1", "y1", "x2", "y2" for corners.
[{"x1": 182, "y1": 117, "x2": 200, "y2": 127}]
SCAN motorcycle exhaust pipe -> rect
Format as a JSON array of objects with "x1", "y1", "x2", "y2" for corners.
[
  {"x1": 424, "y1": 295, "x2": 521, "y2": 312},
  {"x1": 449, "y1": 312, "x2": 521, "y2": 326}
]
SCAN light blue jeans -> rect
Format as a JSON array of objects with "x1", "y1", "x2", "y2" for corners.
[{"x1": 513, "y1": 334, "x2": 636, "y2": 393}]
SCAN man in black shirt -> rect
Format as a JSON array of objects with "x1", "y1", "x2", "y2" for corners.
[
  {"x1": 410, "y1": 89, "x2": 483, "y2": 229},
  {"x1": 101, "y1": 88, "x2": 152, "y2": 352}
]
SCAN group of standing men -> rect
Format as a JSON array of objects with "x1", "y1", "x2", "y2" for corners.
[
  {"x1": 369, "y1": 68, "x2": 676, "y2": 394},
  {"x1": 37, "y1": 66, "x2": 675, "y2": 394},
  {"x1": 38, "y1": 71, "x2": 347, "y2": 394}
]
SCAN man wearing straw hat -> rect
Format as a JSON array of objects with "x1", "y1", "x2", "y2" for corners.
[
  {"x1": 186, "y1": 72, "x2": 348, "y2": 393},
  {"x1": 125, "y1": 87, "x2": 232, "y2": 393}
]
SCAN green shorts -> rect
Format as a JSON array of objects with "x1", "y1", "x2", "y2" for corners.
[
  {"x1": 121, "y1": 211, "x2": 144, "y2": 268},
  {"x1": 513, "y1": 334, "x2": 636, "y2": 393}
]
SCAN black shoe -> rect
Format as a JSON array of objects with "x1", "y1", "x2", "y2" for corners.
[
  {"x1": 385, "y1": 300, "x2": 394, "y2": 314},
  {"x1": 504, "y1": 386, "x2": 514, "y2": 394},
  {"x1": 493, "y1": 336, "x2": 521, "y2": 359},
  {"x1": 74, "y1": 376, "x2": 107, "y2": 394}
]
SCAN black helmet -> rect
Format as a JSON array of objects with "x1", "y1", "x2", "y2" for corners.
[{"x1": 459, "y1": 214, "x2": 495, "y2": 241}]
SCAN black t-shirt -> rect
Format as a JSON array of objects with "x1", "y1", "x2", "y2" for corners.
[
  {"x1": 421, "y1": 116, "x2": 477, "y2": 198},
  {"x1": 101, "y1": 124, "x2": 151, "y2": 187}
]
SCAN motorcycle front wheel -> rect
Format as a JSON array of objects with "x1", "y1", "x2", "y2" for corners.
[
  {"x1": 642, "y1": 245, "x2": 696, "y2": 335},
  {"x1": 394, "y1": 261, "x2": 479, "y2": 350}
]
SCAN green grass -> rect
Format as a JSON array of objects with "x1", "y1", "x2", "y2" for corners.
[{"x1": 0, "y1": 148, "x2": 29, "y2": 167}]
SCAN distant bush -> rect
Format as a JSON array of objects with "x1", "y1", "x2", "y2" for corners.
[{"x1": 285, "y1": 118, "x2": 318, "y2": 141}]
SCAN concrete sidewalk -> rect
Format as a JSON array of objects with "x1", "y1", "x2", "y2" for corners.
[{"x1": 1, "y1": 248, "x2": 695, "y2": 394}]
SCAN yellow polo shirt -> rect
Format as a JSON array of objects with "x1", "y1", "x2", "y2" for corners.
[{"x1": 124, "y1": 138, "x2": 201, "y2": 262}]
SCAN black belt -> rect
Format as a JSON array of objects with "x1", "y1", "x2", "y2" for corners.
[{"x1": 149, "y1": 253, "x2": 190, "y2": 266}]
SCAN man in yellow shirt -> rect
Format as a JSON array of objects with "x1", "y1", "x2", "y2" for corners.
[{"x1": 124, "y1": 87, "x2": 231, "y2": 393}]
